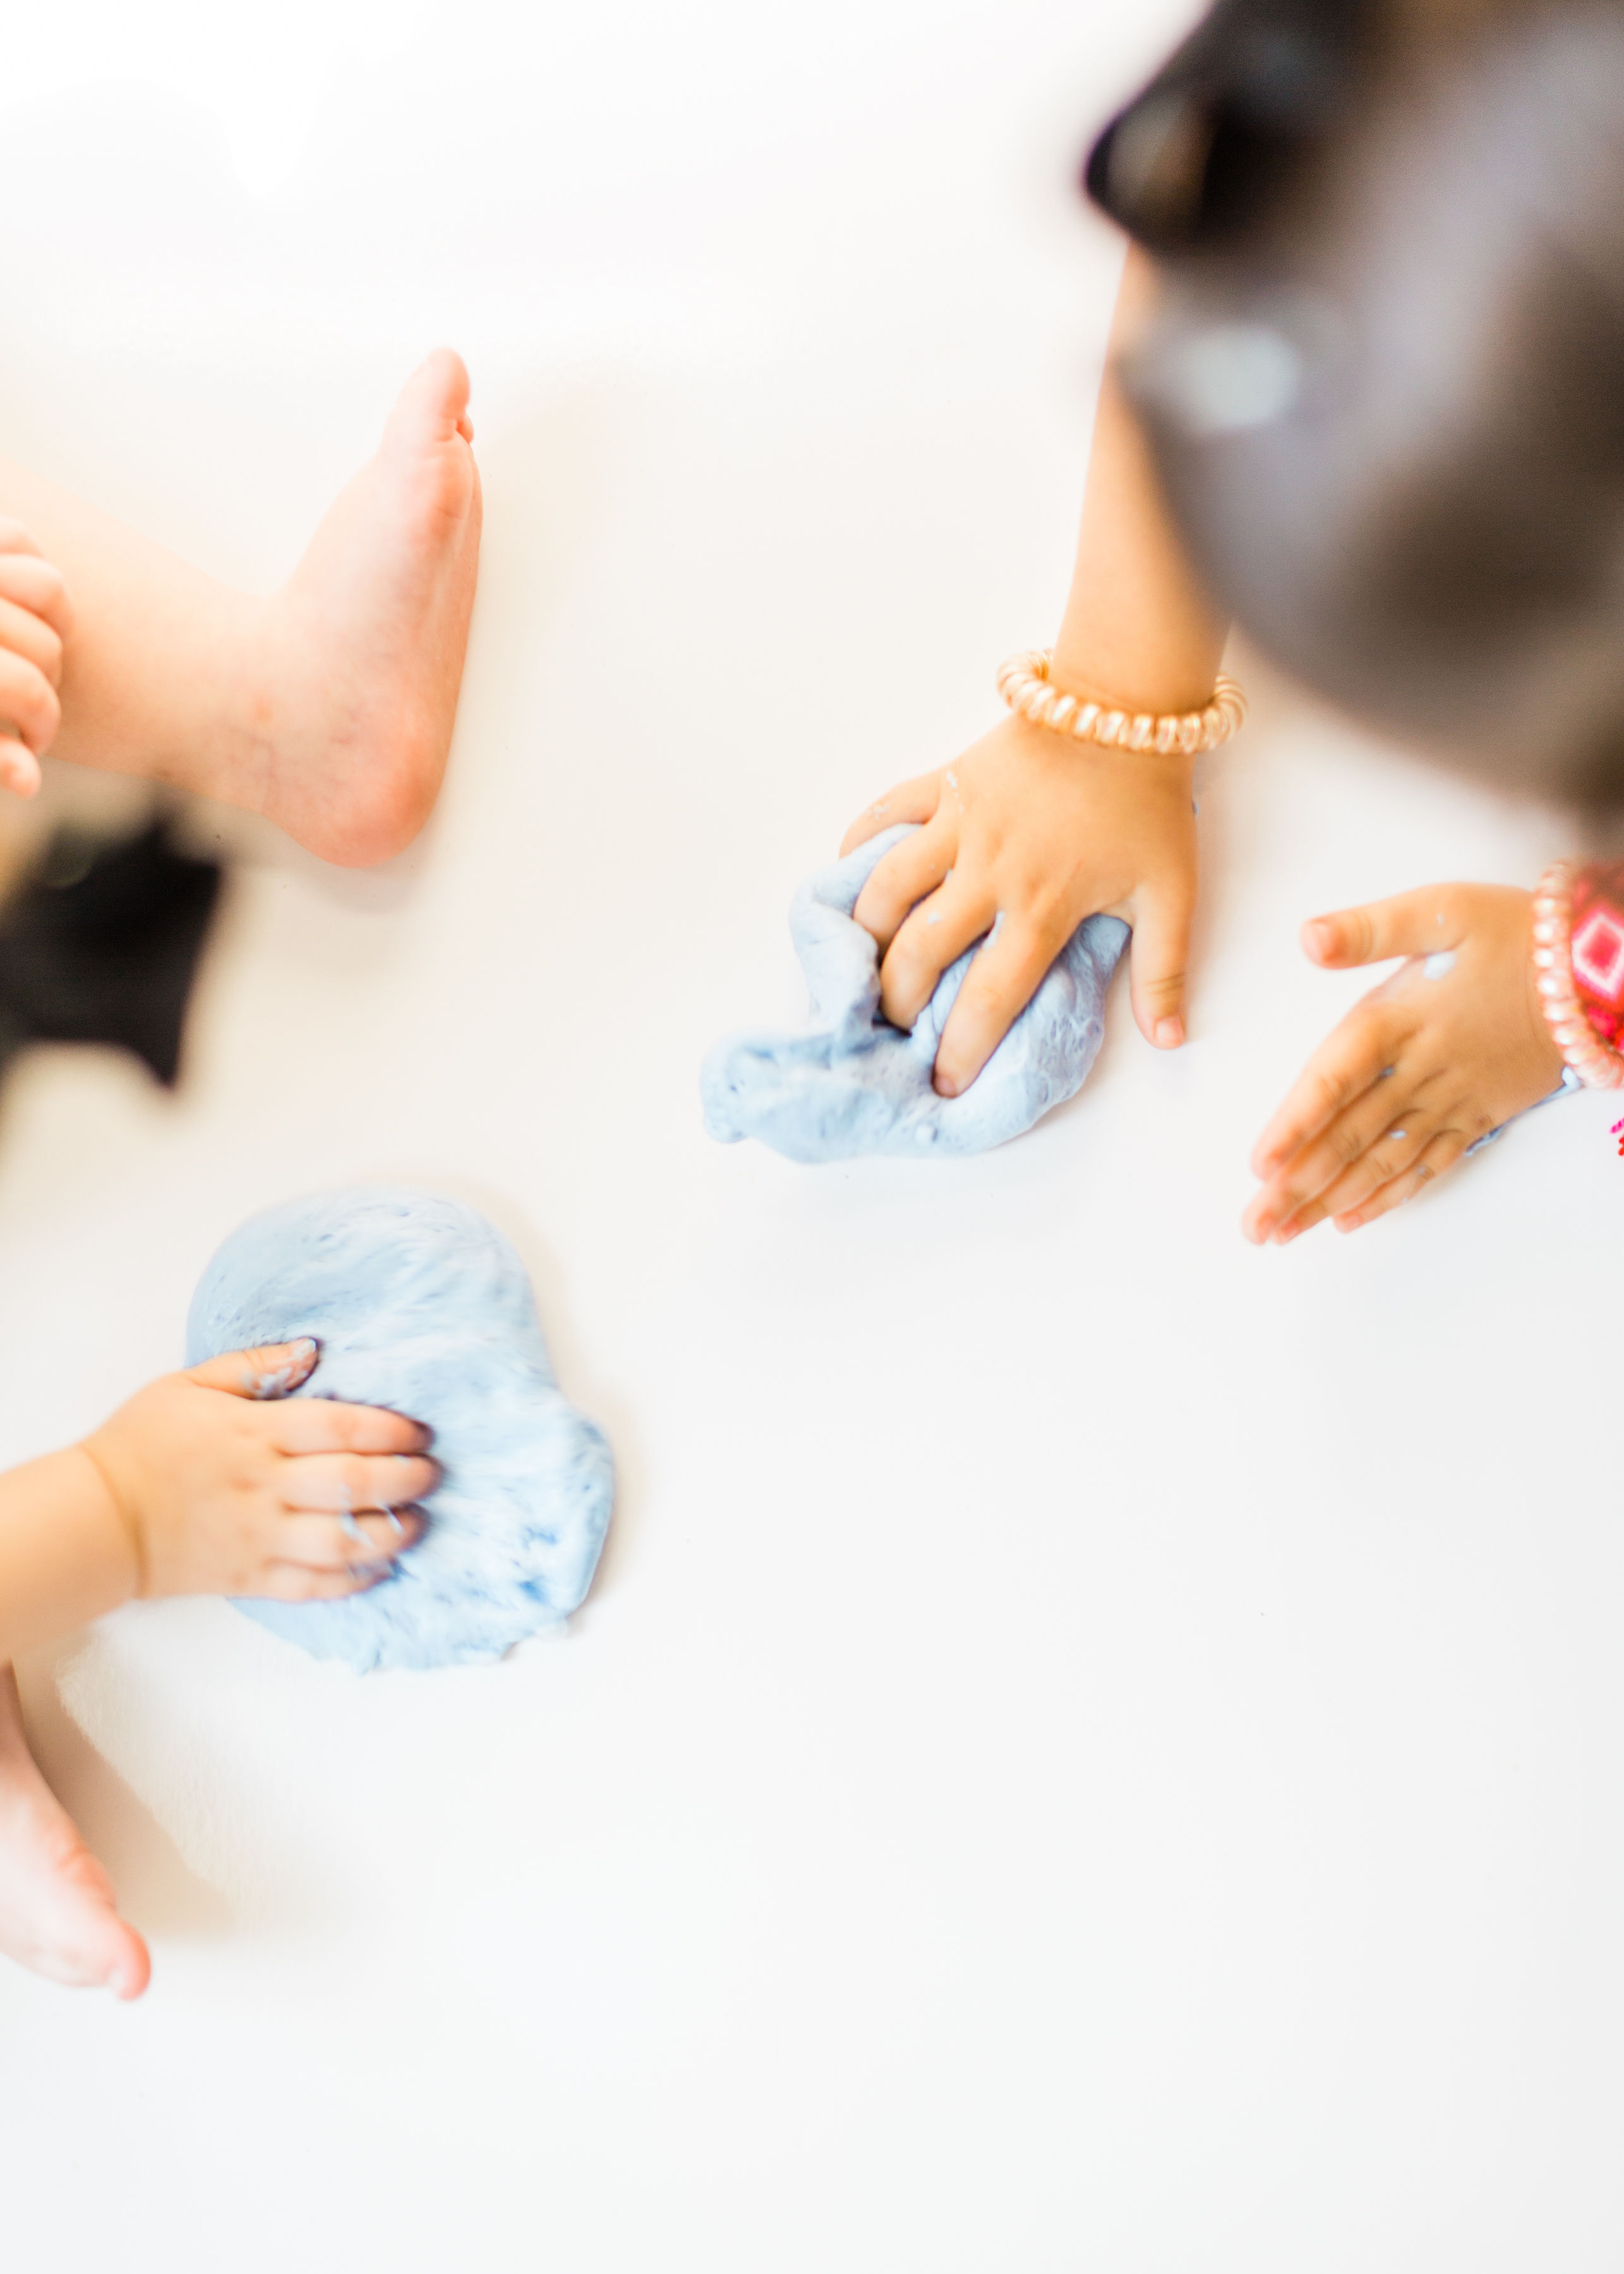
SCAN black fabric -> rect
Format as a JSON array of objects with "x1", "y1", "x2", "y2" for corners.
[{"x1": 0, "y1": 821, "x2": 224, "y2": 1088}]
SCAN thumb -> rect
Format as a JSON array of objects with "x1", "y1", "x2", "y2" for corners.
[
  {"x1": 1128, "y1": 881, "x2": 1194, "y2": 1048},
  {"x1": 188, "y1": 1337, "x2": 319, "y2": 1401},
  {"x1": 1302, "y1": 886, "x2": 1461, "y2": 969}
]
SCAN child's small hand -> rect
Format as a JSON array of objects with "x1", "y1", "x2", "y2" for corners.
[
  {"x1": 1244, "y1": 883, "x2": 1566, "y2": 1244},
  {"x1": 81, "y1": 1339, "x2": 438, "y2": 1600},
  {"x1": 841, "y1": 711, "x2": 1198, "y2": 1095},
  {"x1": 0, "y1": 521, "x2": 73, "y2": 799}
]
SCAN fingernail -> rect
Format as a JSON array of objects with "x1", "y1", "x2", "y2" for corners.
[
  {"x1": 1154, "y1": 1016, "x2": 1184, "y2": 1048},
  {"x1": 1304, "y1": 919, "x2": 1335, "y2": 960},
  {"x1": 286, "y1": 1337, "x2": 317, "y2": 1361},
  {"x1": 934, "y1": 1074, "x2": 959, "y2": 1098}
]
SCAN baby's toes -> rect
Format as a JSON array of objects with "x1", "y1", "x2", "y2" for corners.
[{"x1": 0, "y1": 738, "x2": 41, "y2": 798}]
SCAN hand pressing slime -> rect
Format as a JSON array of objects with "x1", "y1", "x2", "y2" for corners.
[
  {"x1": 702, "y1": 827, "x2": 1129, "y2": 1160},
  {"x1": 186, "y1": 1188, "x2": 613, "y2": 1671}
]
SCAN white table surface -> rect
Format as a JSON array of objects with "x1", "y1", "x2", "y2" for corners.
[{"x1": 2, "y1": 4, "x2": 1620, "y2": 2268}]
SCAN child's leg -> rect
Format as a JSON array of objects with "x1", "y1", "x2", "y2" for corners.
[
  {"x1": 0, "y1": 1663, "x2": 148, "y2": 1997},
  {"x1": 2, "y1": 349, "x2": 480, "y2": 869}
]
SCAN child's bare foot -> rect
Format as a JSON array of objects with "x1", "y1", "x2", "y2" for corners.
[
  {"x1": 1244, "y1": 883, "x2": 1567, "y2": 1243},
  {"x1": 0, "y1": 1666, "x2": 148, "y2": 1998},
  {"x1": 232, "y1": 349, "x2": 482, "y2": 867}
]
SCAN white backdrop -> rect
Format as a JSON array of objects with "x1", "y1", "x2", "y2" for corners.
[{"x1": 2, "y1": 4, "x2": 1621, "y2": 2268}]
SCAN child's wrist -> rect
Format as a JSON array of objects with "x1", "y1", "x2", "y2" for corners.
[
  {"x1": 1046, "y1": 637, "x2": 1218, "y2": 726},
  {"x1": 66, "y1": 1440, "x2": 145, "y2": 1605},
  {"x1": 0, "y1": 1446, "x2": 142, "y2": 1662}
]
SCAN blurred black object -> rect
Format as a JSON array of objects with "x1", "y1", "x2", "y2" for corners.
[
  {"x1": 1081, "y1": 0, "x2": 1624, "y2": 812},
  {"x1": 1085, "y1": 0, "x2": 1364, "y2": 253},
  {"x1": 0, "y1": 821, "x2": 224, "y2": 1089}
]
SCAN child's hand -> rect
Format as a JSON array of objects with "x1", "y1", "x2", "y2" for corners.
[
  {"x1": 81, "y1": 1339, "x2": 438, "y2": 1600},
  {"x1": 0, "y1": 521, "x2": 72, "y2": 799},
  {"x1": 841, "y1": 712, "x2": 1198, "y2": 1095},
  {"x1": 1244, "y1": 884, "x2": 1567, "y2": 1244}
]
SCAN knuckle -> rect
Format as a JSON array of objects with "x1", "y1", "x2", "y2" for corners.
[
  {"x1": 1313, "y1": 1068, "x2": 1353, "y2": 1117},
  {"x1": 955, "y1": 974, "x2": 1005, "y2": 1021},
  {"x1": 1342, "y1": 910, "x2": 1373, "y2": 961}
]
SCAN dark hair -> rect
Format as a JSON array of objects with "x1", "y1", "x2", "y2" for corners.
[{"x1": 1086, "y1": 0, "x2": 1624, "y2": 810}]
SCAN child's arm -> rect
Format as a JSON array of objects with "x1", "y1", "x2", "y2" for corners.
[
  {"x1": 1242, "y1": 884, "x2": 1567, "y2": 1243},
  {"x1": 843, "y1": 248, "x2": 1229, "y2": 1095},
  {"x1": 0, "y1": 1338, "x2": 436, "y2": 1663}
]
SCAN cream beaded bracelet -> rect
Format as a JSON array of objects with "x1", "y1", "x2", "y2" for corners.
[
  {"x1": 996, "y1": 649, "x2": 1247, "y2": 755},
  {"x1": 1532, "y1": 859, "x2": 1624, "y2": 1089}
]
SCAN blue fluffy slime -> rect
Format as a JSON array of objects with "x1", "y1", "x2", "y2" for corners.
[
  {"x1": 185, "y1": 1188, "x2": 613, "y2": 1673},
  {"x1": 702, "y1": 826, "x2": 1129, "y2": 1161}
]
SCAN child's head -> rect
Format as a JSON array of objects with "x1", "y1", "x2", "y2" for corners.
[{"x1": 1088, "y1": 0, "x2": 1624, "y2": 811}]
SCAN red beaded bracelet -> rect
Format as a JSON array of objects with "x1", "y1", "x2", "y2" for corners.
[{"x1": 1532, "y1": 858, "x2": 1624, "y2": 1088}]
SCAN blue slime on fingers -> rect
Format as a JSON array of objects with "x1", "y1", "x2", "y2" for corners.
[
  {"x1": 701, "y1": 826, "x2": 1129, "y2": 1161},
  {"x1": 186, "y1": 1188, "x2": 613, "y2": 1673}
]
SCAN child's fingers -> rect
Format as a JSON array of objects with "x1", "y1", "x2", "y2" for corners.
[
  {"x1": 1249, "y1": 1006, "x2": 1406, "y2": 1178},
  {"x1": 879, "y1": 874, "x2": 995, "y2": 1031},
  {"x1": 1268, "y1": 1191, "x2": 1331, "y2": 1243},
  {"x1": 0, "y1": 737, "x2": 40, "y2": 798},
  {"x1": 933, "y1": 914, "x2": 1059, "y2": 1097},
  {"x1": 0, "y1": 646, "x2": 60, "y2": 755},
  {"x1": 0, "y1": 552, "x2": 73, "y2": 641},
  {"x1": 851, "y1": 813, "x2": 956, "y2": 949},
  {"x1": 272, "y1": 1508, "x2": 427, "y2": 1572},
  {"x1": 1128, "y1": 876, "x2": 1195, "y2": 1049},
  {"x1": 1302, "y1": 885, "x2": 1464, "y2": 970},
  {"x1": 1245, "y1": 1068, "x2": 1433, "y2": 1242},
  {"x1": 1331, "y1": 1126, "x2": 1472, "y2": 1234},
  {"x1": 268, "y1": 1399, "x2": 431, "y2": 1457},
  {"x1": 188, "y1": 1339, "x2": 322, "y2": 1400},
  {"x1": 0, "y1": 596, "x2": 63, "y2": 688},
  {"x1": 1265, "y1": 1107, "x2": 1443, "y2": 1239},
  {"x1": 255, "y1": 1562, "x2": 397, "y2": 1603},
  {"x1": 277, "y1": 1450, "x2": 441, "y2": 1515},
  {"x1": 839, "y1": 771, "x2": 942, "y2": 857}
]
